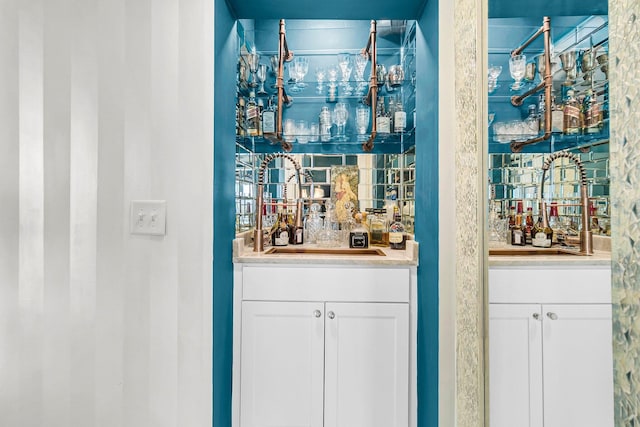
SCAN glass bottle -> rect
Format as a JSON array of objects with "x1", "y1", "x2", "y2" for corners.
[
  {"x1": 319, "y1": 106, "x2": 332, "y2": 142},
  {"x1": 538, "y1": 93, "x2": 546, "y2": 133},
  {"x1": 388, "y1": 206, "x2": 407, "y2": 250},
  {"x1": 532, "y1": 201, "x2": 552, "y2": 248},
  {"x1": 369, "y1": 209, "x2": 389, "y2": 247},
  {"x1": 524, "y1": 206, "x2": 534, "y2": 245},
  {"x1": 563, "y1": 89, "x2": 581, "y2": 135},
  {"x1": 376, "y1": 97, "x2": 390, "y2": 135},
  {"x1": 236, "y1": 97, "x2": 246, "y2": 137},
  {"x1": 511, "y1": 201, "x2": 525, "y2": 246},
  {"x1": 551, "y1": 94, "x2": 564, "y2": 133},
  {"x1": 271, "y1": 208, "x2": 289, "y2": 247},
  {"x1": 246, "y1": 91, "x2": 260, "y2": 137},
  {"x1": 524, "y1": 104, "x2": 539, "y2": 137},
  {"x1": 262, "y1": 96, "x2": 276, "y2": 135},
  {"x1": 393, "y1": 96, "x2": 406, "y2": 133},
  {"x1": 256, "y1": 98, "x2": 264, "y2": 137},
  {"x1": 349, "y1": 212, "x2": 369, "y2": 249},
  {"x1": 387, "y1": 97, "x2": 396, "y2": 132},
  {"x1": 583, "y1": 89, "x2": 603, "y2": 134}
]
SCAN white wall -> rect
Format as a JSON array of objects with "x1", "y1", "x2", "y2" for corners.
[{"x1": 0, "y1": 0, "x2": 214, "y2": 425}]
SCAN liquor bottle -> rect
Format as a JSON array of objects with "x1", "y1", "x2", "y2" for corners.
[
  {"x1": 387, "y1": 97, "x2": 396, "y2": 132},
  {"x1": 551, "y1": 94, "x2": 564, "y2": 133},
  {"x1": 262, "y1": 96, "x2": 276, "y2": 135},
  {"x1": 349, "y1": 212, "x2": 369, "y2": 249},
  {"x1": 532, "y1": 201, "x2": 552, "y2": 248},
  {"x1": 369, "y1": 209, "x2": 389, "y2": 247},
  {"x1": 538, "y1": 93, "x2": 546, "y2": 133},
  {"x1": 548, "y1": 201, "x2": 562, "y2": 243},
  {"x1": 236, "y1": 97, "x2": 246, "y2": 137},
  {"x1": 271, "y1": 208, "x2": 289, "y2": 247},
  {"x1": 246, "y1": 91, "x2": 260, "y2": 137},
  {"x1": 376, "y1": 97, "x2": 390, "y2": 135},
  {"x1": 288, "y1": 211, "x2": 304, "y2": 245},
  {"x1": 511, "y1": 201, "x2": 525, "y2": 246},
  {"x1": 563, "y1": 89, "x2": 581, "y2": 135},
  {"x1": 583, "y1": 89, "x2": 603, "y2": 134},
  {"x1": 256, "y1": 98, "x2": 264, "y2": 137},
  {"x1": 388, "y1": 206, "x2": 407, "y2": 250},
  {"x1": 524, "y1": 104, "x2": 539, "y2": 137},
  {"x1": 524, "y1": 206, "x2": 534, "y2": 245},
  {"x1": 393, "y1": 96, "x2": 406, "y2": 133}
]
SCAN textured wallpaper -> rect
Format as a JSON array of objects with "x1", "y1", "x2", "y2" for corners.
[{"x1": 610, "y1": 1, "x2": 640, "y2": 426}]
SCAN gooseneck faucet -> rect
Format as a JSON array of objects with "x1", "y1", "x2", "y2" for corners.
[
  {"x1": 254, "y1": 153, "x2": 304, "y2": 252},
  {"x1": 540, "y1": 151, "x2": 593, "y2": 255}
]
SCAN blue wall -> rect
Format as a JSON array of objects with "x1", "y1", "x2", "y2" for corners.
[
  {"x1": 213, "y1": 0, "x2": 237, "y2": 425},
  {"x1": 416, "y1": 1, "x2": 439, "y2": 426},
  {"x1": 213, "y1": 6, "x2": 440, "y2": 427}
]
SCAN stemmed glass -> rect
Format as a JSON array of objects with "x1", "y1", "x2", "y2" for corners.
[
  {"x1": 247, "y1": 52, "x2": 260, "y2": 88},
  {"x1": 256, "y1": 64, "x2": 268, "y2": 95},
  {"x1": 337, "y1": 53, "x2": 353, "y2": 96},
  {"x1": 333, "y1": 102, "x2": 349, "y2": 141},
  {"x1": 287, "y1": 63, "x2": 301, "y2": 93},
  {"x1": 488, "y1": 64, "x2": 502, "y2": 93},
  {"x1": 559, "y1": 50, "x2": 577, "y2": 86},
  {"x1": 294, "y1": 56, "x2": 309, "y2": 89},
  {"x1": 315, "y1": 67, "x2": 326, "y2": 94},
  {"x1": 509, "y1": 54, "x2": 526, "y2": 90},
  {"x1": 354, "y1": 53, "x2": 368, "y2": 95}
]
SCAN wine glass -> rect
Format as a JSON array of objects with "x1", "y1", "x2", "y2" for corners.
[
  {"x1": 488, "y1": 64, "x2": 502, "y2": 93},
  {"x1": 333, "y1": 103, "x2": 349, "y2": 141},
  {"x1": 337, "y1": 53, "x2": 353, "y2": 95},
  {"x1": 579, "y1": 49, "x2": 596, "y2": 83},
  {"x1": 509, "y1": 54, "x2": 526, "y2": 90},
  {"x1": 287, "y1": 63, "x2": 301, "y2": 93},
  {"x1": 294, "y1": 56, "x2": 309, "y2": 89},
  {"x1": 559, "y1": 50, "x2": 577, "y2": 86},
  {"x1": 315, "y1": 67, "x2": 326, "y2": 94},
  {"x1": 256, "y1": 64, "x2": 268, "y2": 95},
  {"x1": 596, "y1": 52, "x2": 609, "y2": 80},
  {"x1": 354, "y1": 53, "x2": 368, "y2": 94},
  {"x1": 247, "y1": 52, "x2": 260, "y2": 88}
]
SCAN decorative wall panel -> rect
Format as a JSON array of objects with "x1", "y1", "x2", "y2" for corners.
[{"x1": 610, "y1": 1, "x2": 640, "y2": 425}]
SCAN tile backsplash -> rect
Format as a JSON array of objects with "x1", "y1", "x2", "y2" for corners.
[{"x1": 489, "y1": 145, "x2": 610, "y2": 235}]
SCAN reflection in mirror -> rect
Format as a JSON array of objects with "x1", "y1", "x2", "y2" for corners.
[{"x1": 485, "y1": 4, "x2": 615, "y2": 427}]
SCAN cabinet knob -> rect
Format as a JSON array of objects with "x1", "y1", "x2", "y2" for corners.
[
  {"x1": 532, "y1": 313, "x2": 540, "y2": 320},
  {"x1": 546, "y1": 312, "x2": 558, "y2": 320},
  {"x1": 327, "y1": 311, "x2": 335, "y2": 320},
  {"x1": 314, "y1": 310, "x2": 322, "y2": 318}
]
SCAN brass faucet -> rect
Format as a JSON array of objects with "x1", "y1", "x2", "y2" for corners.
[
  {"x1": 539, "y1": 151, "x2": 593, "y2": 255},
  {"x1": 254, "y1": 153, "x2": 304, "y2": 252}
]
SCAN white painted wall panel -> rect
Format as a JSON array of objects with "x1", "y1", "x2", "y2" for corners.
[{"x1": 0, "y1": 0, "x2": 214, "y2": 425}]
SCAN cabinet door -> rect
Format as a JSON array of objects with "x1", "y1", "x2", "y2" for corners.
[
  {"x1": 489, "y1": 304, "x2": 543, "y2": 427},
  {"x1": 324, "y1": 302, "x2": 409, "y2": 427},
  {"x1": 542, "y1": 304, "x2": 614, "y2": 427},
  {"x1": 240, "y1": 301, "x2": 325, "y2": 427}
]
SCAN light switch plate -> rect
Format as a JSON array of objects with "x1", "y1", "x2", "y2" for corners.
[{"x1": 130, "y1": 200, "x2": 167, "y2": 236}]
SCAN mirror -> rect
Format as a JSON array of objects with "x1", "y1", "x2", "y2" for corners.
[{"x1": 484, "y1": 1, "x2": 615, "y2": 426}]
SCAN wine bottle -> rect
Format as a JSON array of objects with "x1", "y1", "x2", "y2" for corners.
[{"x1": 388, "y1": 206, "x2": 407, "y2": 250}]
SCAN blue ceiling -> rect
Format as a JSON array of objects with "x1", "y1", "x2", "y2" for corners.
[
  {"x1": 225, "y1": 0, "x2": 428, "y2": 20},
  {"x1": 225, "y1": 0, "x2": 606, "y2": 20}
]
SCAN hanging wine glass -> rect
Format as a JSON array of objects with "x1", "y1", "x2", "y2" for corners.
[
  {"x1": 559, "y1": 50, "x2": 577, "y2": 86},
  {"x1": 256, "y1": 64, "x2": 268, "y2": 95},
  {"x1": 247, "y1": 52, "x2": 260, "y2": 88},
  {"x1": 509, "y1": 54, "x2": 526, "y2": 90}
]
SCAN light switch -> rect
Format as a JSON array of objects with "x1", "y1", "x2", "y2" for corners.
[{"x1": 130, "y1": 200, "x2": 167, "y2": 236}]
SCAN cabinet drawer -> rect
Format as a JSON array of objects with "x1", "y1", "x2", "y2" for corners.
[
  {"x1": 242, "y1": 265, "x2": 410, "y2": 302},
  {"x1": 489, "y1": 266, "x2": 611, "y2": 304}
]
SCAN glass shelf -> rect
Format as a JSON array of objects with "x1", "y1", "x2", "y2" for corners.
[{"x1": 237, "y1": 130, "x2": 415, "y2": 154}]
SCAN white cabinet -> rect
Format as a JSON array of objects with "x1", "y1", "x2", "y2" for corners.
[
  {"x1": 233, "y1": 264, "x2": 416, "y2": 427},
  {"x1": 489, "y1": 266, "x2": 614, "y2": 427}
]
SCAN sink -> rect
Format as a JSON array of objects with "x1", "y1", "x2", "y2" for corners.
[
  {"x1": 489, "y1": 247, "x2": 580, "y2": 256},
  {"x1": 264, "y1": 247, "x2": 387, "y2": 256}
]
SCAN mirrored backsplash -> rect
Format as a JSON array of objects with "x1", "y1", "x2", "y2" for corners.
[
  {"x1": 488, "y1": 143, "x2": 610, "y2": 235},
  {"x1": 236, "y1": 147, "x2": 416, "y2": 234}
]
